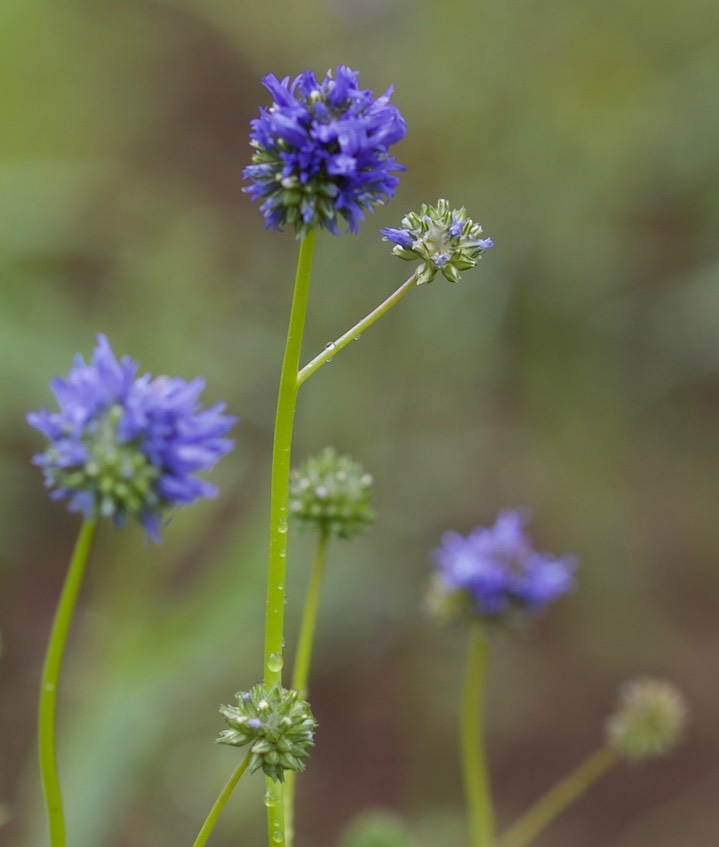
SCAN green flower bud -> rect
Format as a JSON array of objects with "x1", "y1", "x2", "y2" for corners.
[
  {"x1": 289, "y1": 447, "x2": 376, "y2": 540},
  {"x1": 606, "y1": 678, "x2": 687, "y2": 761},
  {"x1": 380, "y1": 199, "x2": 494, "y2": 285},
  {"x1": 217, "y1": 683, "x2": 317, "y2": 782}
]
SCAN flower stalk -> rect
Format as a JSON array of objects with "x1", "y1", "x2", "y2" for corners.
[
  {"x1": 265, "y1": 230, "x2": 316, "y2": 685},
  {"x1": 461, "y1": 624, "x2": 493, "y2": 847},
  {"x1": 291, "y1": 530, "x2": 330, "y2": 699},
  {"x1": 192, "y1": 752, "x2": 253, "y2": 847},
  {"x1": 264, "y1": 229, "x2": 316, "y2": 847},
  {"x1": 38, "y1": 518, "x2": 98, "y2": 847},
  {"x1": 284, "y1": 530, "x2": 330, "y2": 846},
  {"x1": 298, "y1": 271, "x2": 417, "y2": 386},
  {"x1": 495, "y1": 747, "x2": 617, "y2": 847}
]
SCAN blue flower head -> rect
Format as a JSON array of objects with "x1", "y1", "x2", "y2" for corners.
[
  {"x1": 244, "y1": 66, "x2": 407, "y2": 236},
  {"x1": 428, "y1": 510, "x2": 576, "y2": 628},
  {"x1": 27, "y1": 335, "x2": 237, "y2": 541},
  {"x1": 381, "y1": 199, "x2": 494, "y2": 284}
]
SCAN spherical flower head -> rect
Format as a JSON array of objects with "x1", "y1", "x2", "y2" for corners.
[
  {"x1": 381, "y1": 198, "x2": 494, "y2": 285},
  {"x1": 217, "y1": 683, "x2": 317, "y2": 782},
  {"x1": 27, "y1": 335, "x2": 236, "y2": 541},
  {"x1": 244, "y1": 66, "x2": 407, "y2": 236},
  {"x1": 428, "y1": 509, "x2": 576, "y2": 628},
  {"x1": 606, "y1": 678, "x2": 687, "y2": 761},
  {"x1": 289, "y1": 447, "x2": 375, "y2": 540}
]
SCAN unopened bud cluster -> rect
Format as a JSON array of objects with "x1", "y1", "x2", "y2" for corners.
[
  {"x1": 289, "y1": 447, "x2": 375, "y2": 540},
  {"x1": 217, "y1": 683, "x2": 316, "y2": 782},
  {"x1": 381, "y1": 198, "x2": 494, "y2": 285},
  {"x1": 606, "y1": 678, "x2": 687, "y2": 761}
]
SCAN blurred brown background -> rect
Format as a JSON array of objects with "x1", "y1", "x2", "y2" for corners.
[{"x1": 1, "y1": 1, "x2": 718, "y2": 845}]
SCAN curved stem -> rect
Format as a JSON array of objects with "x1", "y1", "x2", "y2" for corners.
[
  {"x1": 265, "y1": 229, "x2": 316, "y2": 684},
  {"x1": 461, "y1": 624, "x2": 493, "y2": 847},
  {"x1": 297, "y1": 270, "x2": 417, "y2": 387},
  {"x1": 284, "y1": 531, "x2": 330, "y2": 846},
  {"x1": 495, "y1": 746, "x2": 617, "y2": 847},
  {"x1": 192, "y1": 752, "x2": 252, "y2": 847},
  {"x1": 38, "y1": 518, "x2": 98, "y2": 847},
  {"x1": 264, "y1": 229, "x2": 316, "y2": 847}
]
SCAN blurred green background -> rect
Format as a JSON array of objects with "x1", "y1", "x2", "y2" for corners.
[{"x1": 2, "y1": 0, "x2": 718, "y2": 845}]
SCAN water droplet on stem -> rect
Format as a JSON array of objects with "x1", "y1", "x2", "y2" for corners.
[{"x1": 268, "y1": 652, "x2": 284, "y2": 672}]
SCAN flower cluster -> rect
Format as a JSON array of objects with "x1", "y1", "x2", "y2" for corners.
[
  {"x1": 244, "y1": 66, "x2": 406, "y2": 236},
  {"x1": 218, "y1": 683, "x2": 317, "y2": 782},
  {"x1": 606, "y1": 679, "x2": 687, "y2": 761},
  {"x1": 289, "y1": 447, "x2": 375, "y2": 540},
  {"x1": 428, "y1": 509, "x2": 576, "y2": 627},
  {"x1": 381, "y1": 198, "x2": 494, "y2": 284},
  {"x1": 27, "y1": 335, "x2": 236, "y2": 541}
]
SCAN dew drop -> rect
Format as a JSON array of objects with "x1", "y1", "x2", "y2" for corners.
[
  {"x1": 263, "y1": 790, "x2": 274, "y2": 808},
  {"x1": 268, "y1": 652, "x2": 284, "y2": 672},
  {"x1": 272, "y1": 830, "x2": 283, "y2": 843},
  {"x1": 354, "y1": 335, "x2": 361, "y2": 341},
  {"x1": 325, "y1": 341, "x2": 335, "y2": 350},
  {"x1": 278, "y1": 518, "x2": 288, "y2": 534}
]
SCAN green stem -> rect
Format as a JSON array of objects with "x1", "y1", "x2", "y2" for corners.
[
  {"x1": 265, "y1": 229, "x2": 316, "y2": 682},
  {"x1": 284, "y1": 531, "x2": 330, "y2": 846},
  {"x1": 291, "y1": 531, "x2": 330, "y2": 699},
  {"x1": 38, "y1": 518, "x2": 98, "y2": 847},
  {"x1": 264, "y1": 229, "x2": 316, "y2": 847},
  {"x1": 494, "y1": 746, "x2": 617, "y2": 847},
  {"x1": 461, "y1": 624, "x2": 493, "y2": 847},
  {"x1": 192, "y1": 752, "x2": 252, "y2": 847},
  {"x1": 297, "y1": 270, "x2": 417, "y2": 387}
]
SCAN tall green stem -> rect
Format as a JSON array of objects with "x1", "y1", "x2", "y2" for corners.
[
  {"x1": 495, "y1": 746, "x2": 617, "y2": 847},
  {"x1": 284, "y1": 531, "x2": 330, "y2": 846},
  {"x1": 38, "y1": 518, "x2": 98, "y2": 847},
  {"x1": 192, "y1": 752, "x2": 252, "y2": 847},
  {"x1": 461, "y1": 624, "x2": 493, "y2": 847},
  {"x1": 297, "y1": 271, "x2": 417, "y2": 386},
  {"x1": 264, "y1": 229, "x2": 316, "y2": 847},
  {"x1": 265, "y1": 230, "x2": 316, "y2": 681}
]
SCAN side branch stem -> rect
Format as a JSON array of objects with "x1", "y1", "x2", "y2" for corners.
[
  {"x1": 192, "y1": 752, "x2": 252, "y2": 847},
  {"x1": 297, "y1": 271, "x2": 417, "y2": 386},
  {"x1": 38, "y1": 518, "x2": 98, "y2": 847},
  {"x1": 495, "y1": 746, "x2": 617, "y2": 847}
]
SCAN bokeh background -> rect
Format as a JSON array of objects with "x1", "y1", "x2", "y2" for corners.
[{"x1": 2, "y1": 1, "x2": 718, "y2": 845}]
